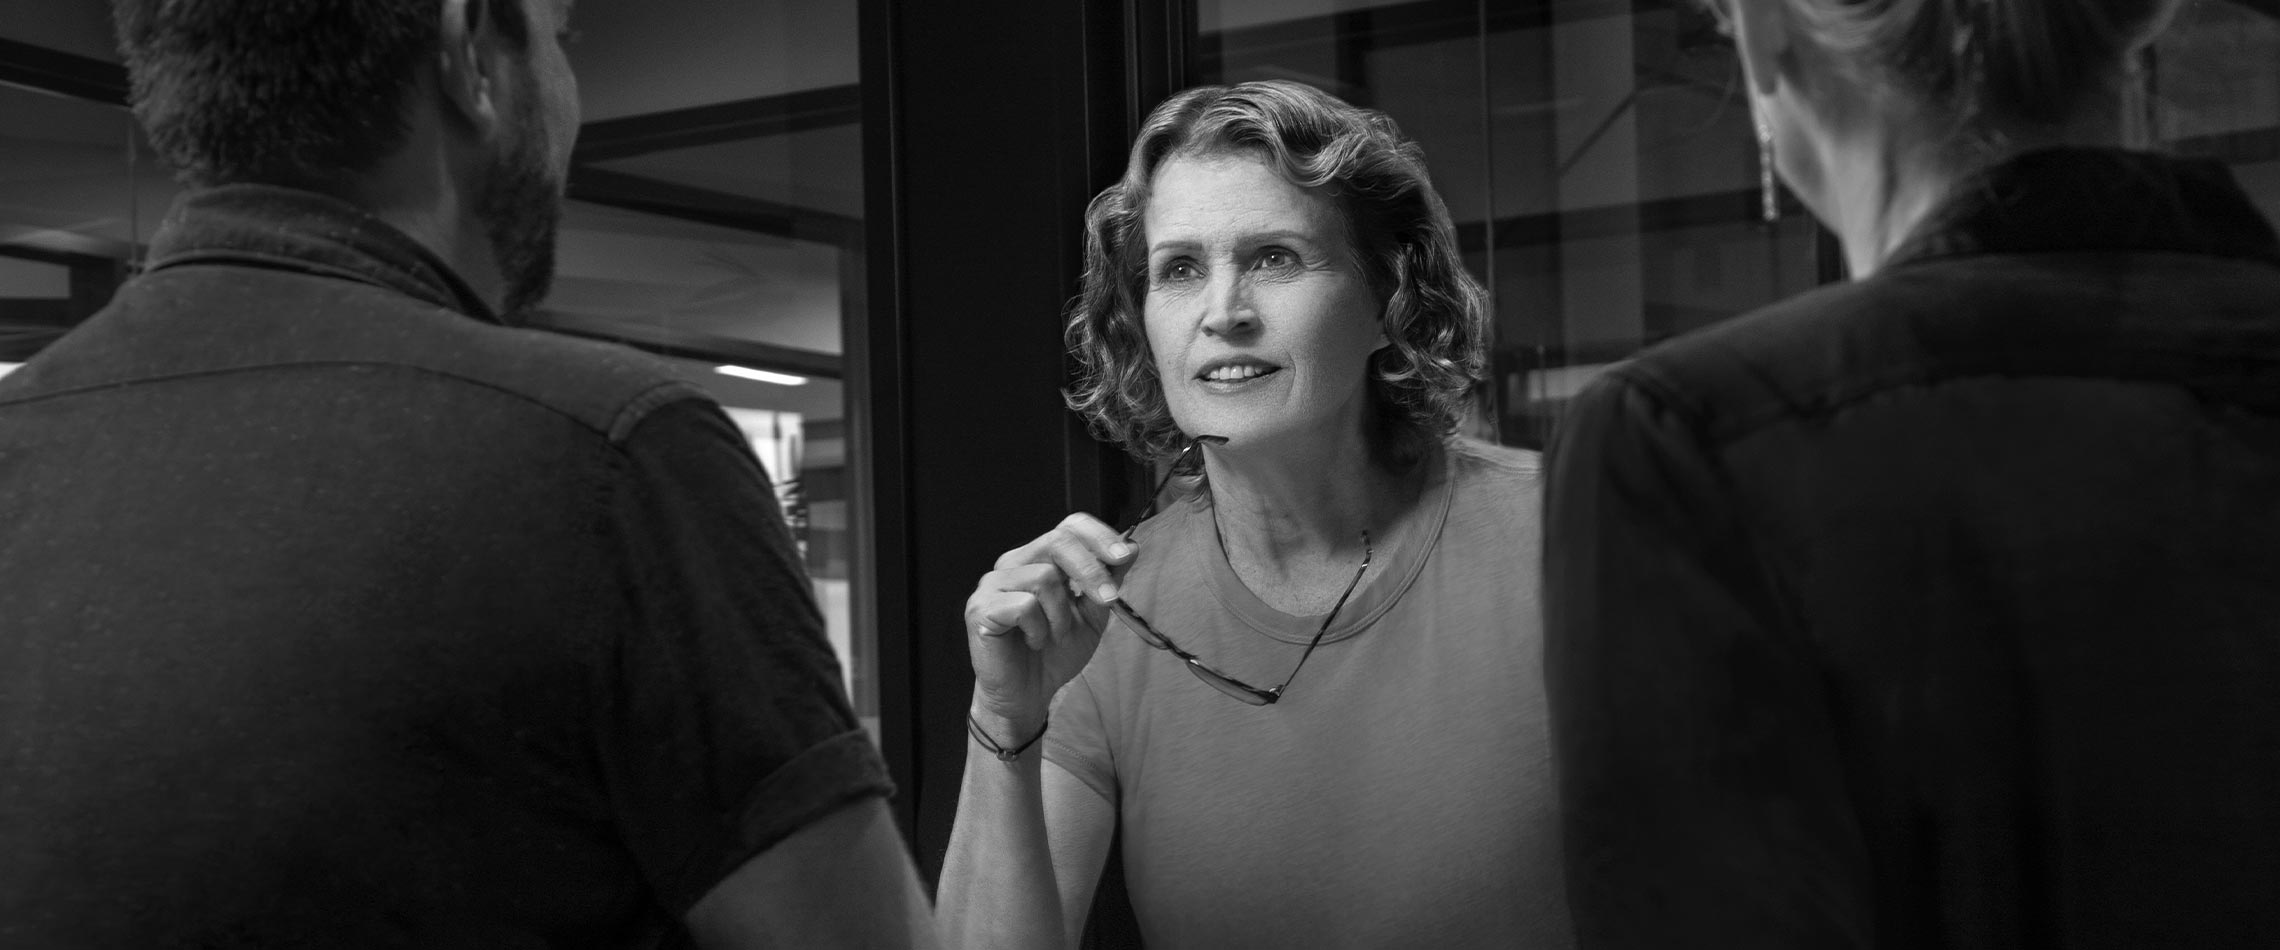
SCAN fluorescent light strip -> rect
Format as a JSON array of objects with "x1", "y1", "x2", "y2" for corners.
[{"x1": 715, "y1": 364, "x2": 808, "y2": 386}]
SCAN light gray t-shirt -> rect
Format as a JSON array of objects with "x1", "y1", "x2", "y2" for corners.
[{"x1": 1046, "y1": 439, "x2": 1573, "y2": 949}]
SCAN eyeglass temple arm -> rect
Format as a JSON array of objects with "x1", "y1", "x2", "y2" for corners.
[{"x1": 1270, "y1": 531, "x2": 1373, "y2": 696}]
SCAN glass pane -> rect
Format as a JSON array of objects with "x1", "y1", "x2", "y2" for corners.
[
  {"x1": 2152, "y1": 0, "x2": 2280, "y2": 219},
  {"x1": 0, "y1": 83, "x2": 177, "y2": 374},
  {"x1": 547, "y1": 0, "x2": 877, "y2": 741},
  {"x1": 1193, "y1": 0, "x2": 1834, "y2": 448}
]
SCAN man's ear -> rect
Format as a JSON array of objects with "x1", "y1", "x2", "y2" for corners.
[
  {"x1": 1727, "y1": 0, "x2": 1791, "y2": 100},
  {"x1": 436, "y1": 0, "x2": 501, "y2": 136}
]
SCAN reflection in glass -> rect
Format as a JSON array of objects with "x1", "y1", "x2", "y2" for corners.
[
  {"x1": 541, "y1": 0, "x2": 877, "y2": 739},
  {"x1": 1192, "y1": 0, "x2": 1832, "y2": 448},
  {"x1": 2152, "y1": 0, "x2": 2280, "y2": 218},
  {"x1": 1193, "y1": 0, "x2": 2280, "y2": 449}
]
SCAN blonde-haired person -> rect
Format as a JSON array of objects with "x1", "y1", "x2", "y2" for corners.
[
  {"x1": 1544, "y1": 0, "x2": 2280, "y2": 946},
  {"x1": 936, "y1": 80, "x2": 1573, "y2": 949}
]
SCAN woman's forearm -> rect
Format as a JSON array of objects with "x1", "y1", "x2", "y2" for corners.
[{"x1": 935, "y1": 704, "x2": 1070, "y2": 950}]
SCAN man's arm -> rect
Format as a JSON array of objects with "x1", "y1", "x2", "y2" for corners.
[
  {"x1": 601, "y1": 396, "x2": 911, "y2": 936},
  {"x1": 1541, "y1": 371, "x2": 1873, "y2": 948},
  {"x1": 686, "y1": 796, "x2": 939, "y2": 949}
]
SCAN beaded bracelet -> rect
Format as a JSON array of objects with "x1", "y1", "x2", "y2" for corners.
[{"x1": 966, "y1": 712, "x2": 1048, "y2": 762}]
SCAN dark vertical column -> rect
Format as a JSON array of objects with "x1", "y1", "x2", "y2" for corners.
[{"x1": 858, "y1": 0, "x2": 1140, "y2": 885}]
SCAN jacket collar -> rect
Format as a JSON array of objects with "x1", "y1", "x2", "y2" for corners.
[
  {"x1": 142, "y1": 184, "x2": 499, "y2": 322},
  {"x1": 1887, "y1": 147, "x2": 2280, "y2": 270}
]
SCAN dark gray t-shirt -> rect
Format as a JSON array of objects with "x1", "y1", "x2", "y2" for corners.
[
  {"x1": 1047, "y1": 440, "x2": 1574, "y2": 949},
  {"x1": 0, "y1": 185, "x2": 890, "y2": 949}
]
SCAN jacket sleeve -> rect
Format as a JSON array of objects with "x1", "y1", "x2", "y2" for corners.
[{"x1": 1542, "y1": 370, "x2": 1872, "y2": 949}]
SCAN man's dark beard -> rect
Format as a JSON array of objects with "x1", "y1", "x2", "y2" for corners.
[{"x1": 473, "y1": 93, "x2": 562, "y2": 321}]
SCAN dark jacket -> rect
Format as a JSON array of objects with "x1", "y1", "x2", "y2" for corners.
[{"x1": 1544, "y1": 148, "x2": 2280, "y2": 949}]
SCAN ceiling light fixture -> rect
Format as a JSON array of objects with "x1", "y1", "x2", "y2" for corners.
[{"x1": 715, "y1": 364, "x2": 808, "y2": 386}]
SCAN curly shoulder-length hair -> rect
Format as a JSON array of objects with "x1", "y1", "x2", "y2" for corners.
[{"x1": 1063, "y1": 80, "x2": 1489, "y2": 469}]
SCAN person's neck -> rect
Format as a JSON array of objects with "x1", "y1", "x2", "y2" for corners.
[
  {"x1": 1820, "y1": 98, "x2": 2130, "y2": 279},
  {"x1": 300, "y1": 127, "x2": 507, "y2": 315},
  {"x1": 1200, "y1": 423, "x2": 1418, "y2": 583}
]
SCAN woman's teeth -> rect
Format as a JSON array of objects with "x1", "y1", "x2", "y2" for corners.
[{"x1": 1204, "y1": 365, "x2": 1274, "y2": 381}]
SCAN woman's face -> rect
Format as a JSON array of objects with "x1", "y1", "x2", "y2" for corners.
[{"x1": 1139, "y1": 151, "x2": 1386, "y2": 454}]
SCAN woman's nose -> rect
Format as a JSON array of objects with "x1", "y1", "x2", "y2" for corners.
[{"x1": 1198, "y1": 276, "x2": 1259, "y2": 339}]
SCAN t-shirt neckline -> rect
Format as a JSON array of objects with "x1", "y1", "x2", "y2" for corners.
[{"x1": 1181, "y1": 445, "x2": 1455, "y2": 646}]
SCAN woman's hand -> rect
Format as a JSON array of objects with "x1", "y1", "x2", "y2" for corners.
[{"x1": 963, "y1": 513, "x2": 1136, "y2": 738}]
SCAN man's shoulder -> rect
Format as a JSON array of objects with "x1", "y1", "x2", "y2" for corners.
[
  {"x1": 21, "y1": 265, "x2": 712, "y2": 444},
  {"x1": 268, "y1": 278, "x2": 713, "y2": 443},
  {"x1": 425, "y1": 317, "x2": 712, "y2": 443}
]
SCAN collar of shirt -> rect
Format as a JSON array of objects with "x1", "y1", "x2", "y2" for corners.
[
  {"x1": 1884, "y1": 146, "x2": 2280, "y2": 271},
  {"x1": 141, "y1": 184, "x2": 499, "y2": 324}
]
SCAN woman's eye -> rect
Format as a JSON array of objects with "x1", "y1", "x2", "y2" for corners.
[
  {"x1": 1159, "y1": 260, "x2": 1200, "y2": 282},
  {"x1": 1255, "y1": 249, "x2": 1298, "y2": 269}
]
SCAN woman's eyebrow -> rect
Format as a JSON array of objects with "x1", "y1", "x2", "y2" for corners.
[
  {"x1": 1148, "y1": 229, "x2": 1321, "y2": 256},
  {"x1": 1236, "y1": 229, "x2": 1319, "y2": 247}
]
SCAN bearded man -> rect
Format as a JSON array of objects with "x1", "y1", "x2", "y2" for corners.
[{"x1": 0, "y1": 2, "x2": 934, "y2": 947}]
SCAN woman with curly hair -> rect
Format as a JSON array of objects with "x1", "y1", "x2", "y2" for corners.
[{"x1": 935, "y1": 80, "x2": 1573, "y2": 949}]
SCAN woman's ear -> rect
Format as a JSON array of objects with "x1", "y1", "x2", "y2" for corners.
[
  {"x1": 435, "y1": 0, "x2": 501, "y2": 136},
  {"x1": 1727, "y1": 0, "x2": 1792, "y2": 100}
]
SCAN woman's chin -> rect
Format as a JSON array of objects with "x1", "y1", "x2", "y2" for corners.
[{"x1": 1175, "y1": 417, "x2": 1328, "y2": 459}]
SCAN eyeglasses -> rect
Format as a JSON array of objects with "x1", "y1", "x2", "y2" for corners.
[{"x1": 1109, "y1": 436, "x2": 1371, "y2": 706}]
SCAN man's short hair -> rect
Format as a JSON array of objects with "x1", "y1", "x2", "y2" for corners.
[{"x1": 114, "y1": 0, "x2": 532, "y2": 187}]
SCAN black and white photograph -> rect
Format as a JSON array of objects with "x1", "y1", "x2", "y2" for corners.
[{"x1": 3, "y1": 0, "x2": 2277, "y2": 947}]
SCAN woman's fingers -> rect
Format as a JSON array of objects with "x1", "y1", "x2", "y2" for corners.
[
  {"x1": 972, "y1": 591, "x2": 1057, "y2": 651},
  {"x1": 971, "y1": 564, "x2": 1082, "y2": 648},
  {"x1": 1045, "y1": 533, "x2": 1121, "y2": 604},
  {"x1": 995, "y1": 513, "x2": 1136, "y2": 604}
]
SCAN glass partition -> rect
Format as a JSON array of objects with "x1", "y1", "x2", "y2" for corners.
[
  {"x1": 547, "y1": 0, "x2": 874, "y2": 735},
  {"x1": 2155, "y1": 0, "x2": 2280, "y2": 217},
  {"x1": 1188, "y1": 0, "x2": 2280, "y2": 447},
  {"x1": 0, "y1": 82, "x2": 173, "y2": 367}
]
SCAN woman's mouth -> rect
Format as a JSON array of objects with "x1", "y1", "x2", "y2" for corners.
[
  {"x1": 1201, "y1": 364, "x2": 1278, "y2": 382},
  {"x1": 1197, "y1": 358, "x2": 1281, "y2": 385}
]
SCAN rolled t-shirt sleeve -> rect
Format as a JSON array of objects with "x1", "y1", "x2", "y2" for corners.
[
  {"x1": 1043, "y1": 670, "x2": 1118, "y2": 807},
  {"x1": 594, "y1": 396, "x2": 892, "y2": 915}
]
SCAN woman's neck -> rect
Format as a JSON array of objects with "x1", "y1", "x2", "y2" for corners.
[
  {"x1": 1818, "y1": 96, "x2": 2131, "y2": 279},
  {"x1": 1822, "y1": 130, "x2": 1951, "y2": 280},
  {"x1": 1199, "y1": 427, "x2": 1419, "y2": 587}
]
